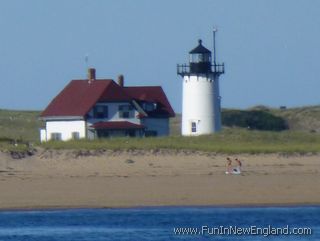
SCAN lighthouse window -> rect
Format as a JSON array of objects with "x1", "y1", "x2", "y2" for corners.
[
  {"x1": 191, "y1": 122, "x2": 197, "y2": 133},
  {"x1": 198, "y1": 54, "x2": 204, "y2": 62},
  {"x1": 190, "y1": 53, "x2": 211, "y2": 63},
  {"x1": 190, "y1": 54, "x2": 203, "y2": 63}
]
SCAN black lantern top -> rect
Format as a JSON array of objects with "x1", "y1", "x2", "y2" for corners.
[
  {"x1": 189, "y1": 39, "x2": 211, "y2": 54},
  {"x1": 189, "y1": 39, "x2": 212, "y2": 73},
  {"x1": 177, "y1": 39, "x2": 224, "y2": 76}
]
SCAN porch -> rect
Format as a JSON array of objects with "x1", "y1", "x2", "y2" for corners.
[{"x1": 88, "y1": 121, "x2": 145, "y2": 138}]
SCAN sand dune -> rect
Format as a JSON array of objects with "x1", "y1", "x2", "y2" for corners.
[{"x1": 0, "y1": 149, "x2": 319, "y2": 209}]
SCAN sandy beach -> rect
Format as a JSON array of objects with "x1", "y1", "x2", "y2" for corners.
[{"x1": 0, "y1": 149, "x2": 319, "y2": 210}]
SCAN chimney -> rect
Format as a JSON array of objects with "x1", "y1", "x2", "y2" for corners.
[
  {"x1": 88, "y1": 68, "x2": 96, "y2": 82},
  {"x1": 117, "y1": 74, "x2": 124, "y2": 87}
]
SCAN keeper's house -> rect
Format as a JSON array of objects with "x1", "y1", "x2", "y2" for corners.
[{"x1": 40, "y1": 68, "x2": 175, "y2": 141}]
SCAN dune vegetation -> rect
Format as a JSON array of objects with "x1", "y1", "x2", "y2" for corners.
[
  {"x1": 39, "y1": 129, "x2": 320, "y2": 154},
  {"x1": 0, "y1": 106, "x2": 320, "y2": 154}
]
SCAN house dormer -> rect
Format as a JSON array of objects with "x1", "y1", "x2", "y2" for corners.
[{"x1": 141, "y1": 102, "x2": 157, "y2": 112}]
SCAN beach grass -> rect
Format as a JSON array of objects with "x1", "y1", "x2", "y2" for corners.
[
  {"x1": 40, "y1": 128, "x2": 320, "y2": 154},
  {"x1": 0, "y1": 107, "x2": 320, "y2": 154},
  {"x1": 0, "y1": 109, "x2": 42, "y2": 142}
]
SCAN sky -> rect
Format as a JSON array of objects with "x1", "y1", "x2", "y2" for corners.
[{"x1": 0, "y1": 0, "x2": 319, "y2": 112}]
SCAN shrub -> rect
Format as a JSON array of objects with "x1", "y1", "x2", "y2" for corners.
[{"x1": 222, "y1": 110, "x2": 288, "y2": 131}]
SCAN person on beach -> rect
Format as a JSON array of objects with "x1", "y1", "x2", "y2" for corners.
[
  {"x1": 225, "y1": 157, "x2": 242, "y2": 175},
  {"x1": 225, "y1": 157, "x2": 233, "y2": 174},
  {"x1": 232, "y1": 158, "x2": 242, "y2": 174}
]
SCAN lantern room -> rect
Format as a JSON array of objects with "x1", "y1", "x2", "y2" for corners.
[{"x1": 189, "y1": 39, "x2": 212, "y2": 73}]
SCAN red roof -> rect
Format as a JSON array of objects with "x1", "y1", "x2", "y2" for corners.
[
  {"x1": 41, "y1": 80, "x2": 131, "y2": 117},
  {"x1": 99, "y1": 82, "x2": 131, "y2": 102},
  {"x1": 41, "y1": 79, "x2": 175, "y2": 118},
  {"x1": 90, "y1": 121, "x2": 145, "y2": 129},
  {"x1": 41, "y1": 80, "x2": 110, "y2": 117},
  {"x1": 124, "y1": 86, "x2": 175, "y2": 117}
]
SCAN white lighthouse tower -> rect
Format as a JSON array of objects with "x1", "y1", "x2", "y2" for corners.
[{"x1": 177, "y1": 31, "x2": 224, "y2": 136}]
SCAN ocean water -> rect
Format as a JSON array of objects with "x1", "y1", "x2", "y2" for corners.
[{"x1": 0, "y1": 206, "x2": 319, "y2": 241}]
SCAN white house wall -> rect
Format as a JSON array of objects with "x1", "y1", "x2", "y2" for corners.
[
  {"x1": 46, "y1": 120, "x2": 86, "y2": 141},
  {"x1": 142, "y1": 118, "x2": 169, "y2": 136}
]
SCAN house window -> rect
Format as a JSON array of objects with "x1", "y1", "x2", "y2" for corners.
[
  {"x1": 191, "y1": 122, "x2": 197, "y2": 133},
  {"x1": 72, "y1": 132, "x2": 80, "y2": 140},
  {"x1": 51, "y1": 132, "x2": 62, "y2": 141},
  {"x1": 94, "y1": 105, "x2": 108, "y2": 118},
  {"x1": 143, "y1": 102, "x2": 157, "y2": 112},
  {"x1": 119, "y1": 105, "x2": 133, "y2": 118}
]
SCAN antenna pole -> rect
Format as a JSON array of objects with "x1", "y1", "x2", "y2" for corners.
[
  {"x1": 85, "y1": 54, "x2": 89, "y2": 68},
  {"x1": 213, "y1": 28, "x2": 217, "y2": 66}
]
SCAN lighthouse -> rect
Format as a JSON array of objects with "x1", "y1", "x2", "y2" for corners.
[{"x1": 177, "y1": 30, "x2": 224, "y2": 136}]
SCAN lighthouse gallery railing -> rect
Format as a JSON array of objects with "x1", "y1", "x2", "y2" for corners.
[{"x1": 177, "y1": 63, "x2": 225, "y2": 76}]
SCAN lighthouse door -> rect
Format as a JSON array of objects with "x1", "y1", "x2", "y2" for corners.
[{"x1": 191, "y1": 122, "x2": 197, "y2": 133}]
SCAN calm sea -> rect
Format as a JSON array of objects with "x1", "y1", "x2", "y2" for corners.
[{"x1": 0, "y1": 206, "x2": 319, "y2": 240}]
